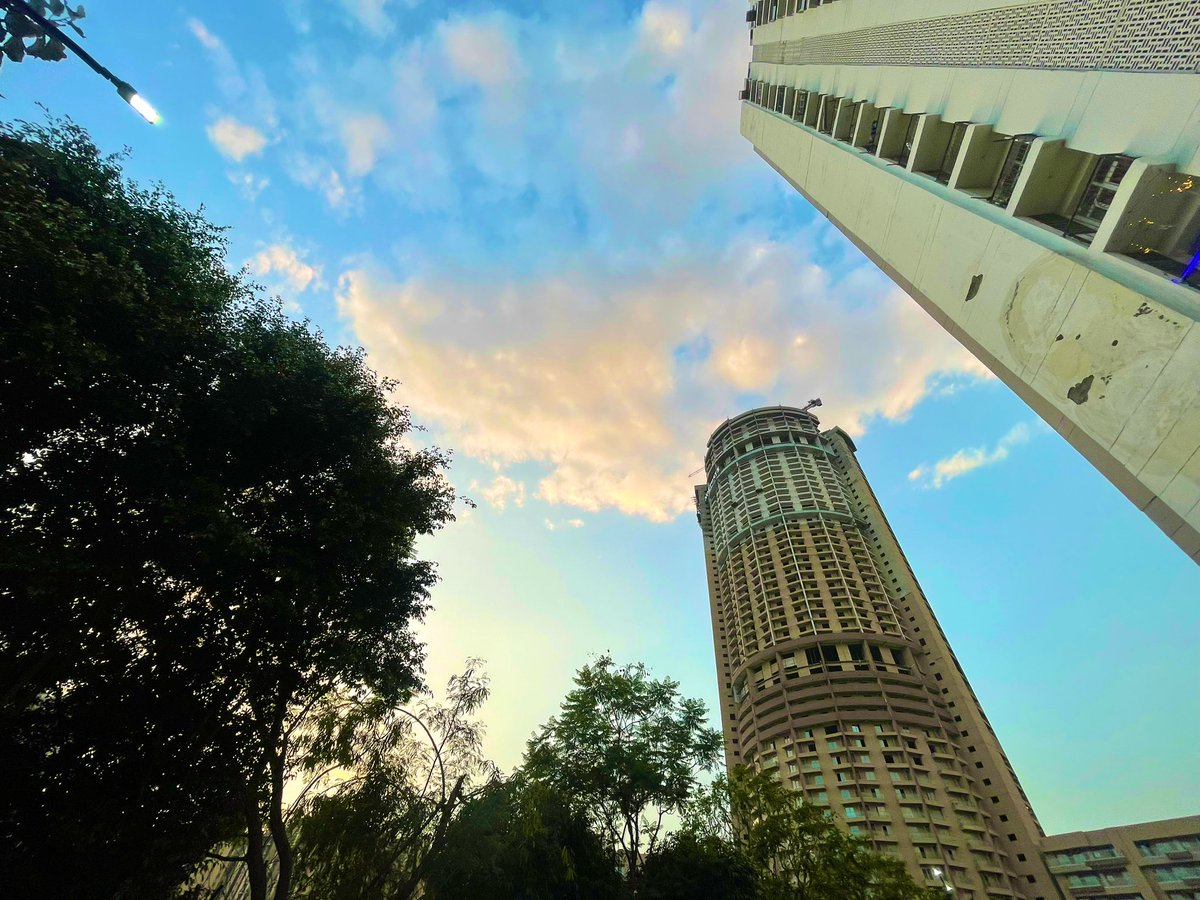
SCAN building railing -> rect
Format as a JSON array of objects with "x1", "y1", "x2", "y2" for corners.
[{"x1": 740, "y1": 86, "x2": 1200, "y2": 298}]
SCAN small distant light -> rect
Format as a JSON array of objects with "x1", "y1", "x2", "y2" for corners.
[{"x1": 116, "y1": 80, "x2": 160, "y2": 125}]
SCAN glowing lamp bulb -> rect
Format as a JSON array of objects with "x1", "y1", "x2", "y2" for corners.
[{"x1": 116, "y1": 81, "x2": 161, "y2": 124}]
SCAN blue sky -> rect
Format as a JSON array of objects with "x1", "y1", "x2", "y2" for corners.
[{"x1": 5, "y1": 0, "x2": 1198, "y2": 834}]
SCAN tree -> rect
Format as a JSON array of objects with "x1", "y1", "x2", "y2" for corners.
[
  {"x1": 523, "y1": 656, "x2": 723, "y2": 891},
  {"x1": 640, "y1": 831, "x2": 757, "y2": 900},
  {"x1": 424, "y1": 778, "x2": 625, "y2": 900},
  {"x1": 0, "y1": 119, "x2": 455, "y2": 900},
  {"x1": 1, "y1": 1, "x2": 85, "y2": 68},
  {"x1": 716, "y1": 768, "x2": 943, "y2": 900},
  {"x1": 289, "y1": 662, "x2": 499, "y2": 900}
]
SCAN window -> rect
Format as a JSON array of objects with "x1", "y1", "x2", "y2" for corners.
[
  {"x1": 1138, "y1": 836, "x2": 1200, "y2": 858},
  {"x1": 1063, "y1": 154, "x2": 1133, "y2": 244},
  {"x1": 989, "y1": 134, "x2": 1035, "y2": 208},
  {"x1": 935, "y1": 121, "x2": 970, "y2": 184},
  {"x1": 1048, "y1": 846, "x2": 1123, "y2": 867},
  {"x1": 1155, "y1": 863, "x2": 1200, "y2": 883}
]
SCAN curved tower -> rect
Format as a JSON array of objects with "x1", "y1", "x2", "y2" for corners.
[{"x1": 696, "y1": 406, "x2": 1054, "y2": 900}]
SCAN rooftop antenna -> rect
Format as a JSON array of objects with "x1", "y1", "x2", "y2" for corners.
[{"x1": 802, "y1": 398, "x2": 823, "y2": 412}]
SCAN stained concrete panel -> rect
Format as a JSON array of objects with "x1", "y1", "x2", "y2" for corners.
[{"x1": 742, "y1": 102, "x2": 1200, "y2": 563}]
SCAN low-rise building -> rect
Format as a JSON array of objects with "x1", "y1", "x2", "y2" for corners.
[{"x1": 1042, "y1": 816, "x2": 1200, "y2": 900}]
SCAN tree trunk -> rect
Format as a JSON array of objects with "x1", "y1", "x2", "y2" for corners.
[
  {"x1": 242, "y1": 785, "x2": 269, "y2": 900},
  {"x1": 269, "y1": 751, "x2": 294, "y2": 900}
]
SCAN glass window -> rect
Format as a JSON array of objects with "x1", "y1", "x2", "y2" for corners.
[
  {"x1": 989, "y1": 134, "x2": 1035, "y2": 208},
  {"x1": 1138, "y1": 836, "x2": 1200, "y2": 858}
]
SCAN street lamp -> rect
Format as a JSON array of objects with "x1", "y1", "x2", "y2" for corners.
[
  {"x1": 2, "y1": 0, "x2": 159, "y2": 123},
  {"x1": 931, "y1": 867, "x2": 954, "y2": 893}
]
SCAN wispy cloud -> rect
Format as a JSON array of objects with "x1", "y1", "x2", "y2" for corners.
[
  {"x1": 471, "y1": 476, "x2": 527, "y2": 511},
  {"x1": 227, "y1": 170, "x2": 269, "y2": 201},
  {"x1": 908, "y1": 422, "x2": 1035, "y2": 489},
  {"x1": 442, "y1": 18, "x2": 523, "y2": 90},
  {"x1": 340, "y1": 0, "x2": 399, "y2": 34},
  {"x1": 341, "y1": 114, "x2": 390, "y2": 177},
  {"x1": 287, "y1": 154, "x2": 359, "y2": 213}
]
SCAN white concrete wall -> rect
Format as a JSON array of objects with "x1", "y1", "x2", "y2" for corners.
[{"x1": 742, "y1": 102, "x2": 1200, "y2": 563}]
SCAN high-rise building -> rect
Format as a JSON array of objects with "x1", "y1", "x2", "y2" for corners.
[
  {"x1": 695, "y1": 405, "x2": 1056, "y2": 898},
  {"x1": 1041, "y1": 816, "x2": 1200, "y2": 899},
  {"x1": 738, "y1": 0, "x2": 1200, "y2": 565}
]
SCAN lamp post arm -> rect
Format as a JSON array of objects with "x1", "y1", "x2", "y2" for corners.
[{"x1": 1, "y1": 0, "x2": 123, "y2": 88}]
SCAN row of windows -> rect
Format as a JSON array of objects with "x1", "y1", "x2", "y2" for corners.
[
  {"x1": 748, "y1": 0, "x2": 838, "y2": 28},
  {"x1": 716, "y1": 514, "x2": 905, "y2": 667},
  {"x1": 705, "y1": 409, "x2": 820, "y2": 467},
  {"x1": 743, "y1": 80, "x2": 1200, "y2": 292},
  {"x1": 1050, "y1": 837, "x2": 1200, "y2": 867}
]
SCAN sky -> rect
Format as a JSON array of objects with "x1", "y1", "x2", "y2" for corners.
[{"x1": 4, "y1": 0, "x2": 1198, "y2": 835}]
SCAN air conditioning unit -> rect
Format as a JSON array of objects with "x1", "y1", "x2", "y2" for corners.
[
  {"x1": 746, "y1": 9, "x2": 757, "y2": 22},
  {"x1": 739, "y1": 89, "x2": 750, "y2": 101}
]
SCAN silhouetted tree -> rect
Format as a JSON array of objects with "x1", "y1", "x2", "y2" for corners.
[
  {"x1": 640, "y1": 831, "x2": 757, "y2": 900},
  {"x1": 424, "y1": 778, "x2": 625, "y2": 900},
  {"x1": 523, "y1": 656, "x2": 723, "y2": 891},
  {"x1": 290, "y1": 662, "x2": 498, "y2": 900},
  {"x1": 0, "y1": 119, "x2": 455, "y2": 900}
]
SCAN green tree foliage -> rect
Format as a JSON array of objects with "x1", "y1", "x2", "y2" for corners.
[
  {"x1": 424, "y1": 779, "x2": 625, "y2": 900},
  {"x1": 1, "y1": 1, "x2": 85, "y2": 67},
  {"x1": 700, "y1": 768, "x2": 944, "y2": 900},
  {"x1": 640, "y1": 831, "x2": 758, "y2": 900},
  {"x1": 290, "y1": 662, "x2": 498, "y2": 900},
  {"x1": 523, "y1": 656, "x2": 723, "y2": 890},
  {"x1": 0, "y1": 119, "x2": 455, "y2": 899}
]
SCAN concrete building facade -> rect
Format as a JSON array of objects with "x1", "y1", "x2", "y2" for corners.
[
  {"x1": 695, "y1": 405, "x2": 1057, "y2": 899},
  {"x1": 739, "y1": 0, "x2": 1200, "y2": 565},
  {"x1": 1042, "y1": 816, "x2": 1200, "y2": 899}
]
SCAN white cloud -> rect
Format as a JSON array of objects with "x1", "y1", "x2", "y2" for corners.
[
  {"x1": 638, "y1": 2, "x2": 690, "y2": 58},
  {"x1": 908, "y1": 422, "x2": 1034, "y2": 489},
  {"x1": 341, "y1": 114, "x2": 390, "y2": 177},
  {"x1": 250, "y1": 243, "x2": 322, "y2": 295},
  {"x1": 338, "y1": 236, "x2": 988, "y2": 523},
  {"x1": 341, "y1": 0, "x2": 396, "y2": 34},
  {"x1": 189, "y1": 18, "x2": 278, "y2": 152},
  {"x1": 207, "y1": 117, "x2": 268, "y2": 161},
  {"x1": 548, "y1": 0, "x2": 754, "y2": 234},
  {"x1": 442, "y1": 19, "x2": 523, "y2": 90},
  {"x1": 227, "y1": 170, "x2": 269, "y2": 201},
  {"x1": 472, "y1": 475, "x2": 526, "y2": 511}
]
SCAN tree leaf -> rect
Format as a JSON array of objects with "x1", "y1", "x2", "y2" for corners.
[
  {"x1": 2, "y1": 33, "x2": 27, "y2": 62},
  {"x1": 5, "y1": 11, "x2": 41, "y2": 39},
  {"x1": 32, "y1": 36, "x2": 67, "y2": 61}
]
